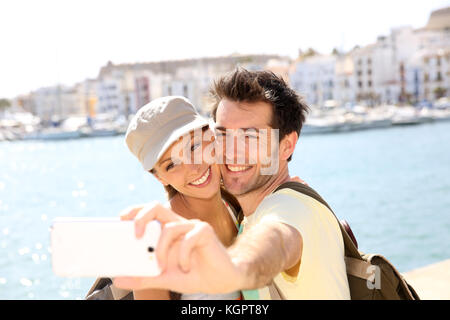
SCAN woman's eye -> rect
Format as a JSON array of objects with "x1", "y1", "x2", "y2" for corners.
[{"x1": 166, "y1": 163, "x2": 174, "y2": 171}]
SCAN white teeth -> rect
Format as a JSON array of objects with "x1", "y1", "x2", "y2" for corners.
[
  {"x1": 227, "y1": 165, "x2": 250, "y2": 172},
  {"x1": 190, "y1": 168, "x2": 210, "y2": 185}
]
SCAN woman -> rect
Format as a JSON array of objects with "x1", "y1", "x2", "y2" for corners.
[{"x1": 86, "y1": 96, "x2": 243, "y2": 300}]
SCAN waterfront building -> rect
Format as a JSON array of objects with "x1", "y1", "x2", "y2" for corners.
[
  {"x1": 408, "y1": 48, "x2": 450, "y2": 103},
  {"x1": 351, "y1": 36, "x2": 400, "y2": 106},
  {"x1": 290, "y1": 6, "x2": 450, "y2": 108},
  {"x1": 25, "y1": 85, "x2": 85, "y2": 123},
  {"x1": 96, "y1": 63, "x2": 137, "y2": 117},
  {"x1": 334, "y1": 54, "x2": 356, "y2": 107},
  {"x1": 96, "y1": 54, "x2": 287, "y2": 116},
  {"x1": 289, "y1": 54, "x2": 337, "y2": 107},
  {"x1": 73, "y1": 78, "x2": 98, "y2": 118}
]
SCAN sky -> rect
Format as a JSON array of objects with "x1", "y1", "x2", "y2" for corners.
[{"x1": 1, "y1": 0, "x2": 449, "y2": 99}]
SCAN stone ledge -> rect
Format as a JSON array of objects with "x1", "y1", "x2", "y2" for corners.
[{"x1": 403, "y1": 259, "x2": 450, "y2": 300}]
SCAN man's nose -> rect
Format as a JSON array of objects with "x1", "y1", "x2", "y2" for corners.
[{"x1": 216, "y1": 138, "x2": 248, "y2": 164}]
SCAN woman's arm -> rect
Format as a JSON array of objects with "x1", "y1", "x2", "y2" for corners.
[{"x1": 133, "y1": 288, "x2": 171, "y2": 300}]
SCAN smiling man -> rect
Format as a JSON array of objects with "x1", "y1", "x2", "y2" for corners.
[{"x1": 114, "y1": 68, "x2": 351, "y2": 300}]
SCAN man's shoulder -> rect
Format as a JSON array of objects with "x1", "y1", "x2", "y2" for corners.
[
  {"x1": 260, "y1": 186, "x2": 312, "y2": 208},
  {"x1": 249, "y1": 187, "x2": 313, "y2": 225}
]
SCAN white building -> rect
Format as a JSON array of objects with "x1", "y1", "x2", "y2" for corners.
[
  {"x1": 27, "y1": 85, "x2": 86, "y2": 123},
  {"x1": 290, "y1": 6, "x2": 450, "y2": 107},
  {"x1": 408, "y1": 48, "x2": 450, "y2": 102},
  {"x1": 289, "y1": 54, "x2": 337, "y2": 107},
  {"x1": 334, "y1": 54, "x2": 356, "y2": 106},
  {"x1": 96, "y1": 54, "x2": 287, "y2": 116},
  {"x1": 351, "y1": 36, "x2": 400, "y2": 105}
]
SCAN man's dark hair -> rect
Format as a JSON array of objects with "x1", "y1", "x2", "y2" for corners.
[{"x1": 209, "y1": 67, "x2": 309, "y2": 161}]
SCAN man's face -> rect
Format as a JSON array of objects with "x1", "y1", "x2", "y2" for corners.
[{"x1": 214, "y1": 99, "x2": 279, "y2": 196}]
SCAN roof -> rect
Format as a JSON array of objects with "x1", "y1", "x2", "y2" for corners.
[
  {"x1": 425, "y1": 6, "x2": 450, "y2": 31},
  {"x1": 97, "y1": 54, "x2": 285, "y2": 78}
]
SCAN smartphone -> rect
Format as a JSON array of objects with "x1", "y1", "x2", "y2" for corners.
[{"x1": 50, "y1": 217, "x2": 161, "y2": 277}]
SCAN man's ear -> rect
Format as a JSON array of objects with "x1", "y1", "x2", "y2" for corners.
[{"x1": 280, "y1": 131, "x2": 298, "y2": 161}]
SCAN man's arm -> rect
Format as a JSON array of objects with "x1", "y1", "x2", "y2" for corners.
[
  {"x1": 229, "y1": 220, "x2": 303, "y2": 290},
  {"x1": 114, "y1": 203, "x2": 303, "y2": 294}
]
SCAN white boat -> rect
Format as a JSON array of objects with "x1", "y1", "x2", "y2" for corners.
[
  {"x1": 431, "y1": 109, "x2": 450, "y2": 122},
  {"x1": 392, "y1": 107, "x2": 423, "y2": 126},
  {"x1": 79, "y1": 126, "x2": 118, "y2": 137},
  {"x1": 302, "y1": 117, "x2": 341, "y2": 134},
  {"x1": 25, "y1": 128, "x2": 82, "y2": 140}
]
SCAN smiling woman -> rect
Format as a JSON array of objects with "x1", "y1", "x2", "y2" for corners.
[
  {"x1": 86, "y1": 96, "x2": 243, "y2": 300},
  {"x1": 150, "y1": 126, "x2": 220, "y2": 200}
]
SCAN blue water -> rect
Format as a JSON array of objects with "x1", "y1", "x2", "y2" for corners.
[{"x1": 1, "y1": 121, "x2": 449, "y2": 299}]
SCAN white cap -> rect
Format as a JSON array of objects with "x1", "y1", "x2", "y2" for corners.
[{"x1": 125, "y1": 96, "x2": 209, "y2": 171}]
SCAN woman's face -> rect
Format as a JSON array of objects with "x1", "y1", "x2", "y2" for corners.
[{"x1": 152, "y1": 127, "x2": 221, "y2": 199}]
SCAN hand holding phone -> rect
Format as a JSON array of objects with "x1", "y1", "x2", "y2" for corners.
[{"x1": 51, "y1": 217, "x2": 161, "y2": 278}]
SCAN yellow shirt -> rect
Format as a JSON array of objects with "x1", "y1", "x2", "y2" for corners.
[{"x1": 241, "y1": 188, "x2": 350, "y2": 300}]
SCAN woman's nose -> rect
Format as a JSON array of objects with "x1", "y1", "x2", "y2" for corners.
[{"x1": 185, "y1": 163, "x2": 202, "y2": 175}]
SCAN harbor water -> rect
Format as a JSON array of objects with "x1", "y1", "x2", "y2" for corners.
[{"x1": 0, "y1": 121, "x2": 449, "y2": 299}]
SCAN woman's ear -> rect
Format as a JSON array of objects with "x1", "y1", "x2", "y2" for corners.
[{"x1": 279, "y1": 131, "x2": 298, "y2": 161}]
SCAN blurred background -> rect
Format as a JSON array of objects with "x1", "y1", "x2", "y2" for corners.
[{"x1": 0, "y1": 0, "x2": 449, "y2": 299}]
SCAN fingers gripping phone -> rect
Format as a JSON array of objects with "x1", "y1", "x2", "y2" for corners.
[{"x1": 51, "y1": 217, "x2": 161, "y2": 277}]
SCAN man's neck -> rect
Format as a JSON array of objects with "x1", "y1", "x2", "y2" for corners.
[{"x1": 236, "y1": 164, "x2": 290, "y2": 216}]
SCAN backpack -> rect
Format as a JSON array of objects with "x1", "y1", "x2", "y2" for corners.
[{"x1": 274, "y1": 181, "x2": 420, "y2": 300}]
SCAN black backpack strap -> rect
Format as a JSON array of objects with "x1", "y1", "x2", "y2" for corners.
[{"x1": 273, "y1": 181, "x2": 361, "y2": 259}]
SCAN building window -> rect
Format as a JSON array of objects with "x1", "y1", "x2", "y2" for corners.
[
  {"x1": 183, "y1": 84, "x2": 188, "y2": 97},
  {"x1": 357, "y1": 70, "x2": 362, "y2": 77},
  {"x1": 367, "y1": 58, "x2": 372, "y2": 65},
  {"x1": 368, "y1": 80, "x2": 372, "y2": 87},
  {"x1": 437, "y1": 72, "x2": 442, "y2": 82},
  {"x1": 368, "y1": 69, "x2": 372, "y2": 76},
  {"x1": 344, "y1": 79, "x2": 349, "y2": 88},
  {"x1": 424, "y1": 73, "x2": 429, "y2": 83},
  {"x1": 358, "y1": 81, "x2": 362, "y2": 88},
  {"x1": 168, "y1": 85, "x2": 172, "y2": 95}
]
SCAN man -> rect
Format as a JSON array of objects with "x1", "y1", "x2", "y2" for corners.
[{"x1": 114, "y1": 68, "x2": 350, "y2": 299}]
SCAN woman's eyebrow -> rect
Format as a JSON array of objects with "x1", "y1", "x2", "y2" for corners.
[{"x1": 159, "y1": 158, "x2": 172, "y2": 165}]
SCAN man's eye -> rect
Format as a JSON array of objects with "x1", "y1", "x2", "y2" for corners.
[
  {"x1": 215, "y1": 131, "x2": 227, "y2": 137},
  {"x1": 191, "y1": 143, "x2": 200, "y2": 152}
]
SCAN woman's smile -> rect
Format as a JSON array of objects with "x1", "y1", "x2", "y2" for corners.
[{"x1": 188, "y1": 166, "x2": 212, "y2": 187}]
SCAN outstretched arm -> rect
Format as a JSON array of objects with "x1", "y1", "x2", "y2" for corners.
[
  {"x1": 114, "y1": 202, "x2": 303, "y2": 294},
  {"x1": 229, "y1": 219, "x2": 303, "y2": 290}
]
